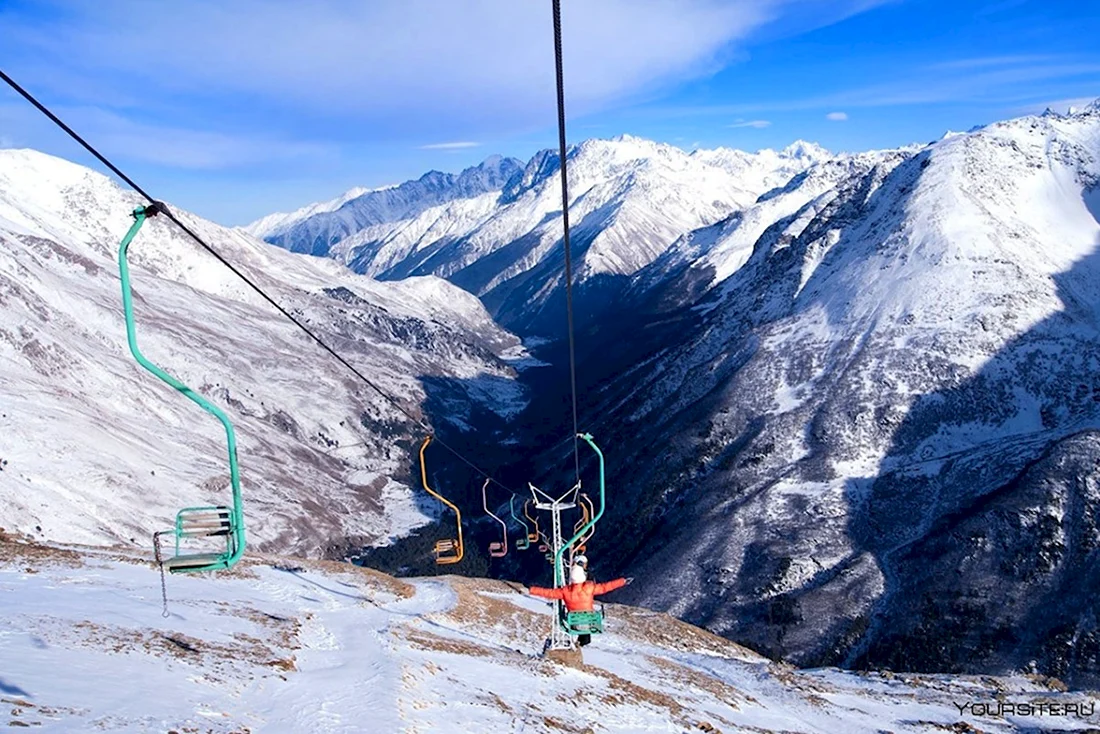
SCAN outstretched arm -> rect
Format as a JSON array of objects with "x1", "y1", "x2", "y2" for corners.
[
  {"x1": 592, "y1": 578, "x2": 629, "y2": 595},
  {"x1": 528, "y1": 585, "x2": 566, "y2": 601}
]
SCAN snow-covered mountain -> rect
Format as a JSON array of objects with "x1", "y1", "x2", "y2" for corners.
[
  {"x1": 5, "y1": 534, "x2": 1090, "y2": 733},
  {"x1": 626, "y1": 147, "x2": 916, "y2": 312},
  {"x1": 248, "y1": 105, "x2": 1100, "y2": 683},
  {"x1": 9, "y1": 96, "x2": 1100, "y2": 692},
  {"x1": 584, "y1": 102, "x2": 1100, "y2": 683},
  {"x1": 250, "y1": 155, "x2": 524, "y2": 257},
  {"x1": 241, "y1": 184, "x2": 375, "y2": 241},
  {"x1": 0, "y1": 148, "x2": 526, "y2": 557},
  {"x1": 250, "y1": 137, "x2": 828, "y2": 333}
]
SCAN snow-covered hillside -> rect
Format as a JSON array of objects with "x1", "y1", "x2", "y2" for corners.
[
  {"x1": 627, "y1": 146, "x2": 917, "y2": 310},
  {"x1": 591, "y1": 102, "x2": 1100, "y2": 681},
  {"x1": 251, "y1": 137, "x2": 827, "y2": 332},
  {"x1": 5, "y1": 533, "x2": 1093, "y2": 733},
  {"x1": 0, "y1": 148, "x2": 526, "y2": 557}
]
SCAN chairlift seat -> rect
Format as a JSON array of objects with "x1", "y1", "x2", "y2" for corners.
[
  {"x1": 162, "y1": 553, "x2": 232, "y2": 573},
  {"x1": 433, "y1": 538, "x2": 463, "y2": 564},
  {"x1": 161, "y1": 504, "x2": 242, "y2": 574},
  {"x1": 564, "y1": 610, "x2": 604, "y2": 635}
]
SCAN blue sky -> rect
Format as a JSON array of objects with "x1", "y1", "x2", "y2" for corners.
[{"x1": 2, "y1": 0, "x2": 1099, "y2": 226}]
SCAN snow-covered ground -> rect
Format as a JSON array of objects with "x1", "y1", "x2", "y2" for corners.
[{"x1": 2, "y1": 533, "x2": 1096, "y2": 733}]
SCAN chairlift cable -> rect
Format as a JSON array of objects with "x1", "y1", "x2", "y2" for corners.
[{"x1": 551, "y1": 0, "x2": 582, "y2": 485}]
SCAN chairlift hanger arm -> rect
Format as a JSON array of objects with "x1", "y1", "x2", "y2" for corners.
[
  {"x1": 120, "y1": 208, "x2": 245, "y2": 574},
  {"x1": 510, "y1": 496, "x2": 531, "y2": 549},
  {"x1": 553, "y1": 434, "x2": 604, "y2": 583},
  {"x1": 523, "y1": 500, "x2": 543, "y2": 544},
  {"x1": 419, "y1": 435, "x2": 463, "y2": 564},
  {"x1": 482, "y1": 478, "x2": 508, "y2": 557}
]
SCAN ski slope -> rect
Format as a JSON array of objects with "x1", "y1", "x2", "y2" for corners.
[{"x1": 2, "y1": 534, "x2": 1095, "y2": 733}]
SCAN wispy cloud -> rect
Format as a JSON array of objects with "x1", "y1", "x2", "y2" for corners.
[
  {"x1": 729, "y1": 119, "x2": 772, "y2": 128},
  {"x1": 0, "y1": 103, "x2": 335, "y2": 170},
  {"x1": 650, "y1": 57, "x2": 1100, "y2": 117},
  {"x1": 825, "y1": 111, "x2": 848, "y2": 121},
  {"x1": 928, "y1": 54, "x2": 1057, "y2": 71},
  {"x1": 1, "y1": 0, "x2": 890, "y2": 141},
  {"x1": 419, "y1": 141, "x2": 480, "y2": 150}
]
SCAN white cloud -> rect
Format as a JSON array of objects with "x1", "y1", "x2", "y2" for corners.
[
  {"x1": 729, "y1": 119, "x2": 772, "y2": 128},
  {"x1": 419, "y1": 142, "x2": 480, "y2": 150},
  {"x1": 826, "y1": 111, "x2": 848, "y2": 121},
  {"x1": 2, "y1": 0, "x2": 883, "y2": 138},
  {"x1": 656, "y1": 58, "x2": 1100, "y2": 118},
  {"x1": 0, "y1": 103, "x2": 335, "y2": 170},
  {"x1": 929, "y1": 54, "x2": 1057, "y2": 71}
]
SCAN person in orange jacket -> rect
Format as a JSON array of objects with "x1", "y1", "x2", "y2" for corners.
[{"x1": 527, "y1": 555, "x2": 632, "y2": 646}]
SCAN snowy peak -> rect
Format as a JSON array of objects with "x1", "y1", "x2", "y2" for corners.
[
  {"x1": 500, "y1": 148, "x2": 561, "y2": 202},
  {"x1": 250, "y1": 132, "x2": 837, "y2": 334},
  {"x1": 241, "y1": 185, "x2": 374, "y2": 239},
  {"x1": 441, "y1": 153, "x2": 524, "y2": 198},
  {"x1": 254, "y1": 155, "x2": 523, "y2": 255},
  {"x1": 780, "y1": 139, "x2": 832, "y2": 161}
]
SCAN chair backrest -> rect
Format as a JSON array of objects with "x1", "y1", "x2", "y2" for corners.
[{"x1": 564, "y1": 610, "x2": 604, "y2": 635}]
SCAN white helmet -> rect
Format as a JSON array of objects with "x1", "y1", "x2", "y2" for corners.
[
  {"x1": 570, "y1": 563, "x2": 587, "y2": 584},
  {"x1": 573, "y1": 554, "x2": 588, "y2": 568}
]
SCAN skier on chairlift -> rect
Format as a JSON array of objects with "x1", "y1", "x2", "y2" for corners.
[{"x1": 527, "y1": 555, "x2": 632, "y2": 646}]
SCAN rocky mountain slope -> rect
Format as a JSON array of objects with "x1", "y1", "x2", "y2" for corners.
[{"x1": 586, "y1": 102, "x2": 1100, "y2": 684}]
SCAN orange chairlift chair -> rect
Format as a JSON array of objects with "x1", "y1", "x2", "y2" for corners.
[{"x1": 418, "y1": 435, "x2": 463, "y2": 565}]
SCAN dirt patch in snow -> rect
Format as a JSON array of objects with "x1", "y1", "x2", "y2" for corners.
[
  {"x1": 430, "y1": 577, "x2": 547, "y2": 648},
  {"x1": 610, "y1": 604, "x2": 764, "y2": 661},
  {"x1": 0, "y1": 532, "x2": 84, "y2": 568},
  {"x1": 3, "y1": 697, "x2": 90, "y2": 729},
  {"x1": 20, "y1": 615, "x2": 298, "y2": 685},
  {"x1": 646, "y1": 654, "x2": 752, "y2": 709},
  {"x1": 398, "y1": 628, "x2": 496, "y2": 659},
  {"x1": 585, "y1": 663, "x2": 695, "y2": 727}
]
